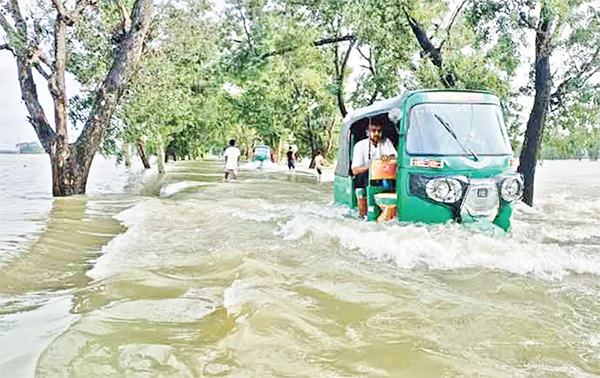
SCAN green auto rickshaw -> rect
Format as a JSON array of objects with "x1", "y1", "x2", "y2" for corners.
[
  {"x1": 253, "y1": 145, "x2": 273, "y2": 168},
  {"x1": 333, "y1": 89, "x2": 523, "y2": 231}
]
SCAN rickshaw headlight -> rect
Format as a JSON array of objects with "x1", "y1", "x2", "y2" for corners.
[
  {"x1": 501, "y1": 176, "x2": 523, "y2": 202},
  {"x1": 425, "y1": 177, "x2": 463, "y2": 203}
]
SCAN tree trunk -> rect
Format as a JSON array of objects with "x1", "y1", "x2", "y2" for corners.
[
  {"x1": 275, "y1": 140, "x2": 283, "y2": 163},
  {"x1": 50, "y1": 136, "x2": 94, "y2": 196},
  {"x1": 1, "y1": 0, "x2": 154, "y2": 196},
  {"x1": 324, "y1": 118, "x2": 336, "y2": 158},
  {"x1": 306, "y1": 116, "x2": 318, "y2": 169},
  {"x1": 136, "y1": 140, "x2": 151, "y2": 169},
  {"x1": 333, "y1": 37, "x2": 355, "y2": 118},
  {"x1": 518, "y1": 10, "x2": 552, "y2": 206},
  {"x1": 123, "y1": 142, "x2": 132, "y2": 167},
  {"x1": 156, "y1": 136, "x2": 166, "y2": 174}
]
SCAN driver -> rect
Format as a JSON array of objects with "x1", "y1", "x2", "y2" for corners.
[{"x1": 351, "y1": 119, "x2": 396, "y2": 218}]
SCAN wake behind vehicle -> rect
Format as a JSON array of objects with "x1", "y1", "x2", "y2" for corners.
[{"x1": 334, "y1": 89, "x2": 523, "y2": 231}]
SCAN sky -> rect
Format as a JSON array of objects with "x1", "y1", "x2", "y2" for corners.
[
  {"x1": 0, "y1": 50, "x2": 83, "y2": 150},
  {"x1": 0, "y1": 57, "x2": 46, "y2": 150}
]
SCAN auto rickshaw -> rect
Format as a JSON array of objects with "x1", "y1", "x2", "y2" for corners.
[
  {"x1": 253, "y1": 145, "x2": 272, "y2": 168},
  {"x1": 333, "y1": 89, "x2": 523, "y2": 231}
]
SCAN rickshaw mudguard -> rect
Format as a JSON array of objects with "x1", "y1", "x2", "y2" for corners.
[
  {"x1": 334, "y1": 175, "x2": 355, "y2": 208},
  {"x1": 366, "y1": 186, "x2": 384, "y2": 221}
]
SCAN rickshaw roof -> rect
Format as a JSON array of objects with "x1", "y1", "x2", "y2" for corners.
[
  {"x1": 340, "y1": 93, "x2": 410, "y2": 132},
  {"x1": 340, "y1": 89, "x2": 500, "y2": 136}
]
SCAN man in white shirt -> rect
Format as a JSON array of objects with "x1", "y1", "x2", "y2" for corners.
[
  {"x1": 351, "y1": 120, "x2": 396, "y2": 217},
  {"x1": 224, "y1": 139, "x2": 241, "y2": 180}
]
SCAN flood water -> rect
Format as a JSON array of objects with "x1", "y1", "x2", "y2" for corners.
[{"x1": 1, "y1": 154, "x2": 600, "y2": 377}]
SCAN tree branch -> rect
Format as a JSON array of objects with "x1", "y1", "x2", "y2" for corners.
[
  {"x1": 1, "y1": 1, "x2": 55, "y2": 153},
  {"x1": 28, "y1": 48, "x2": 52, "y2": 67},
  {"x1": 51, "y1": 0, "x2": 68, "y2": 19},
  {"x1": 581, "y1": 66, "x2": 600, "y2": 85},
  {"x1": 33, "y1": 62, "x2": 51, "y2": 80},
  {"x1": 238, "y1": 5, "x2": 256, "y2": 56},
  {"x1": 551, "y1": 44, "x2": 600, "y2": 107},
  {"x1": 357, "y1": 45, "x2": 376, "y2": 76},
  {"x1": 519, "y1": 11, "x2": 536, "y2": 29},
  {"x1": 0, "y1": 10, "x2": 15, "y2": 34},
  {"x1": 446, "y1": 0, "x2": 467, "y2": 36},
  {"x1": 116, "y1": 0, "x2": 131, "y2": 32},
  {"x1": 77, "y1": 0, "x2": 154, "y2": 152},
  {"x1": 71, "y1": 0, "x2": 94, "y2": 22},
  {"x1": 17, "y1": 60, "x2": 56, "y2": 153},
  {"x1": 578, "y1": 44, "x2": 600, "y2": 75},
  {"x1": 404, "y1": 8, "x2": 454, "y2": 87},
  {"x1": 260, "y1": 34, "x2": 355, "y2": 59},
  {"x1": 9, "y1": 0, "x2": 25, "y2": 26},
  {"x1": 314, "y1": 34, "x2": 355, "y2": 47},
  {"x1": 340, "y1": 37, "x2": 354, "y2": 76}
]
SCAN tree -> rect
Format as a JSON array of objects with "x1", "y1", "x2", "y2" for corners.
[
  {"x1": 517, "y1": 2, "x2": 553, "y2": 206},
  {"x1": 466, "y1": 0, "x2": 600, "y2": 205},
  {"x1": 0, "y1": 0, "x2": 153, "y2": 195}
]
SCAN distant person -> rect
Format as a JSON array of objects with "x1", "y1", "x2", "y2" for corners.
[
  {"x1": 351, "y1": 120, "x2": 396, "y2": 217},
  {"x1": 286, "y1": 147, "x2": 296, "y2": 173},
  {"x1": 165, "y1": 140, "x2": 176, "y2": 162},
  {"x1": 224, "y1": 139, "x2": 241, "y2": 180},
  {"x1": 314, "y1": 150, "x2": 324, "y2": 182}
]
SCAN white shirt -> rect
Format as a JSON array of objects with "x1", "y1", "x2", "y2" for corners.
[
  {"x1": 314, "y1": 155, "x2": 324, "y2": 169},
  {"x1": 351, "y1": 138, "x2": 396, "y2": 170},
  {"x1": 224, "y1": 146, "x2": 241, "y2": 170}
]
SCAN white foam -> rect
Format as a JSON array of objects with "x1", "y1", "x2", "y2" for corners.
[
  {"x1": 274, "y1": 204, "x2": 600, "y2": 281},
  {"x1": 223, "y1": 279, "x2": 248, "y2": 316},
  {"x1": 240, "y1": 161, "x2": 282, "y2": 170},
  {"x1": 86, "y1": 199, "x2": 206, "y2": 281},
  {"x1": 160, "y1": 181, "x2": 210, "y2": 197}
]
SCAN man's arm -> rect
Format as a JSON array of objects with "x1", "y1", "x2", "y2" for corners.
[
  {"x1": 351, "y1": 140, "x2": 369, "y2": 175},
  {"x1": 380, "y1": 139, "x2": 397, "y2": 163},
  {"x1": 352, "y1": 165, "x2": 368, "y2": 175}
]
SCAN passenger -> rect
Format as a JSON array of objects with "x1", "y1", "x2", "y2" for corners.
[
  {"x1": 224, "y1": 139, "x2": 241, "y2": 180},
  {"x1": 286, "y1": 147, "x2": 296, "y2": 173},
  {"x1": 351, "y1": 120, "x2": 396, "y2": 217},
  {"x1": 314, "y1": 150, "x2": 324, "y2": 182}
]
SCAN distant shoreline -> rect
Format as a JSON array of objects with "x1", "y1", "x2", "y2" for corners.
[{"x1": 0, "y1": 150, "x2": 44, "y2": 155}]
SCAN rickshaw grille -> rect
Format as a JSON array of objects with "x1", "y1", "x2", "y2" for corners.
[{"x1": 460, "y1": 180, "x2": 499, "y2": 221}]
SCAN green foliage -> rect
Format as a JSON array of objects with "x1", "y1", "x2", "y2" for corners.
[
  {"x1": 544, "y1": 85, "x2": 600, "y2": 159},
  {"x1": 58, "y1": 0, "x2": 598, "y2": 163}
]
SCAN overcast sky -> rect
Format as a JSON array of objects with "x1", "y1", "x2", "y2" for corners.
[{"x1": 0, "y1": 57, "x2": 46, "y2": 150}]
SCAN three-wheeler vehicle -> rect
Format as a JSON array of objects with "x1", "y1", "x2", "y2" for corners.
[
  {"x1": 252, "y1": 145, "x2": 273, "y2": 168},
  {"x1": 333, "y1": 89, "x2": 523, "y2": 231}
]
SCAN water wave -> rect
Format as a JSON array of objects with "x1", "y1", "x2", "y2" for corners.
[{"x1": 273, "y1": 202, "x2": 600, "y2": 281}]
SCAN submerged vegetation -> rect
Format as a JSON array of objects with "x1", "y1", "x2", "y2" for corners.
[{"x1": 0, "y1": 0, "x2": 599, "y2": 199}]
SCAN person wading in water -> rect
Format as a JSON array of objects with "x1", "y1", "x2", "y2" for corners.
[{"x1": 223, "y1": 139, "x2": 241, "y2": 180}]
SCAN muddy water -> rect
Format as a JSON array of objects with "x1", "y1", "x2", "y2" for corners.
[{"x1": 1, "y1": 155, "x2": 600, "y2": 377}]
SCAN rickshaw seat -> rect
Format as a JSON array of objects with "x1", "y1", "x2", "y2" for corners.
[{"x1": 374, "y1": 193, "x2": 397, "y2": 222}]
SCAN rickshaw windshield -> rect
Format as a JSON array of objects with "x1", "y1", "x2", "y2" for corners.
[
  {"x1": 254, "y1": 147, "x2": 270, "y2": 155},
  {"x1": 406, "y1": 103, "x2": 512, "y2": 156}
]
